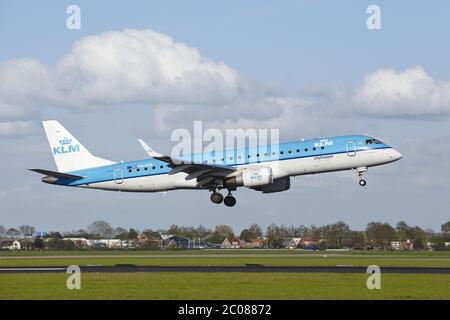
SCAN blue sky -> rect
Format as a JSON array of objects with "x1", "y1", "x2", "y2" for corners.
[{"x1": 1, "y1": 1, "x2": 449, "y2": 233}]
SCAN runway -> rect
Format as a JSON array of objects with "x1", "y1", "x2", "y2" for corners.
[{"x1": 0, "y1": 265, "x2": 449, "y2": 274}]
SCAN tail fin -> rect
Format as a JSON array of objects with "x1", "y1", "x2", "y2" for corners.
[{"x1": 42, "y1": 120, "x2": 115, "y2": 172}]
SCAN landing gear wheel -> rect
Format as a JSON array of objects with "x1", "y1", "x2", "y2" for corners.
[
  {"x1": 224, "y1": 195, "x2": 236, "y2": 207},
  {"x1": 210, "y1": 192, "x2": 223, "y2": 204},
  {"x1": 359, "y1": 179, "x2": 367, "y2": 187}
]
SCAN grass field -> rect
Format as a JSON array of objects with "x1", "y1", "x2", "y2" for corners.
[
  {"x1": 0, "y1": 272, "x2": 449, "y2": 299},
  {"x1": 0, "y1": 250, "x2": 449, "y2": 299},
  {"x1": 0, "y1": 249, "x2": 449, "y2": 268}
]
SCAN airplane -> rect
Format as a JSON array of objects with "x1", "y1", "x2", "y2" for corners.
[{"x1": 29, "y1": 120, "x2": 402, "y2": 207}]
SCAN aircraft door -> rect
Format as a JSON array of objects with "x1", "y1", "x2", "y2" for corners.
[
  {"x1": 114, "y1": 168, "x2": 123, "y2": 184},
  {"x1": 346, "y1": 140, "x2": 356, "y2": 157}
]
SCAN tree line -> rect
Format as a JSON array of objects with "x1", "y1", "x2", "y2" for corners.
[{"x1": 1, "y1": 220, "x2": 449, "y2": 251}]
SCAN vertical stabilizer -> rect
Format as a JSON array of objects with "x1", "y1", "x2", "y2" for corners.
[{"x1": 42, "y1": 120, "x2": 115, "y2": 172}]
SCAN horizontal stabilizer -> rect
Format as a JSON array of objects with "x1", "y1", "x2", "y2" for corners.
[{"x1": 28, "y1": 168, "x2": 84, "y2": 180}]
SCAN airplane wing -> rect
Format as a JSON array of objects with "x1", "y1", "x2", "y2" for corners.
[
  {"x1": 28, "y1": 168, "x2": 85, "y2": 180},
  {"x1": 138, "y1": 139, "x2": 236, "y2": 187}
]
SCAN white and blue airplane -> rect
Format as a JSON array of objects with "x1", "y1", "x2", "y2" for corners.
[{"x1": 30, "y1": 120, "x2": 402, "y2": 207}]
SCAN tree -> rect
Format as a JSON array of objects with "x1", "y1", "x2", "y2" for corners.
[
  {"x1": 33, "y1": 237, "x2": 44, "y2": 250},
  {"x1": 46, "y1": 238, "x2": 64, "y2": 250},
  {"x1": 87, "y1": 220, "x2": 113, "y2": 238},
  {"x1": 6, "y1": 228, "x2": 19, "y2": 238},
  {"x1": 366, "y1": 222, "x2": 395, "y2": 249},
  {"x1": 346, "y1": 231, "x2": 366, "y2": 249},
  {"x1": 441, "y1": 221, "x2": 450, "y2": 234},
  {"x1": 0, "y1": 225, "x2": 6, "y2": 237},
  {"x1": 113, "y1": 227, "x2": 128, "y2": 238},
  {"x1": 47, "y1": 232, "x2": 62, "y2": 239},
  {"x1": 395, "y1": 221, "x2": 428, "y2": 249},
  {"x1": 128, "y1": 228, "x2": 139, "y2": 239},
  {"x1": 62, "y1": 240, "x2": 75, "y2": 250},
  {"x1": 205, "y1": 225, "x2": 234, "y2": 244},
  {"x1": 240, "y1": 224, "x2": 263, "y2": 240},
  {"x1": 18, "y1": 225, "x2": 36, "y2": 236},
  {"x1": 266, "y1": 224, "x2": 284, "y2": 248}
]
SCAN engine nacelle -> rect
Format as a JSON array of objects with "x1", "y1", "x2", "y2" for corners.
[
  {"x1": 242, "y1": 167, "x2": 273, "y2": 187},
  {"x1": 259, "y1": 177, "x2": 290, "y2": 193}
]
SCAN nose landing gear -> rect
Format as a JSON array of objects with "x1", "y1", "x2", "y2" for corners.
[{"x1": 357, "y1": 167, "x2": 367, "y2": 187}]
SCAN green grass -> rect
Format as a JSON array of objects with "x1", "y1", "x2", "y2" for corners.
[
  {"x1": 0, "y1": 272, "x2": 448, "y2": 299},
  {"x1": 0, "y1": 250, "x2": 449, "y2": 267}
]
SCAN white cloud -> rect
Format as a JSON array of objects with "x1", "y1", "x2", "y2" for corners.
[
  {"x1": 0, "y1": 28, "x2": 312, "y2": 138},
  {"x1": 53, "y1": 29, "x2": 242, "y2": 106},
  {"x1": 353, "y1": 66, "x2": 450, "y2": 116},
  {"x1": 0, "y1": 121, "x2": 36, "y2": 137}
]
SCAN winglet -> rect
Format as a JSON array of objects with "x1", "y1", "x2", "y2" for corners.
[{"x1": 138, "y1": 139, "x2": 165, "y2": 158}]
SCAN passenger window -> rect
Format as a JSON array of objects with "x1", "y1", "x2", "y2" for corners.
[
  {"x1": 128, "y1": 169, "x2": 132, "y2": 173},
  {"x1": 296, "y1": 149, "x2": 300, "y2": 153},
  {"x1": 280, "y1": 151, "x2": 284, "y2": 155},
  {"x1": 160, "y1": 165, "x2": 163, "y2": 169},
  {"x1": 304, "y1": 148, "x2": 308, "y2": 152},
  {"x1": 313, "y1": 147, "x2": 316, "y2": 151},
  {"x1": 321, "y1": 146, "x2": 324, "y2": 150}
]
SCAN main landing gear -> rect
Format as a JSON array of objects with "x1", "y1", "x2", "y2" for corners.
[
  {"x1": 210, "y1": 189, "x2": 236, "y2": 207},
  {"x1": 357, "y1": 167, "x2": 367, "y2": 187}
]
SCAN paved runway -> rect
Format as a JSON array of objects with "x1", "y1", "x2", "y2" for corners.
[{"x1": 0, "y1": 265, "x2": 449, "y2": 274}]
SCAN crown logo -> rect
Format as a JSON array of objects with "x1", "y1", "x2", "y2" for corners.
[{"x1": 59, "y1": 137, "x2": 72, "y2": 145}]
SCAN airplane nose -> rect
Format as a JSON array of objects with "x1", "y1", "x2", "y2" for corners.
[{"x1": 389, "y1": 149, "x2": 403, "y2": 161}]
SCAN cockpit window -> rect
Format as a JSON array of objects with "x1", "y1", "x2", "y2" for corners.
[{"x1": 366, "y1": 139, "x2": 383, "y2": 145}]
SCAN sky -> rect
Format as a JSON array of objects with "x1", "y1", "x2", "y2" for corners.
[{"x1": 0, "y1": 0, "x2": 449, "y2": 233}]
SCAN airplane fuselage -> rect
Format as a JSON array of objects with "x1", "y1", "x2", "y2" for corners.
[{"x1": 49, "y1": 135, "x2": 402, "y2": 193}]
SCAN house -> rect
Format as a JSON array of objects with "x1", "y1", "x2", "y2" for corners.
[
  {"x1": 286, "y1": 238, "x2": 302, "y2": 249},
  {"x1": 63, "y1": 238, "x2": 89, "y2": 249},
  {"x1": 221, "y1": 237, "x2": 241, "y2": 249},
  {"x1": 302, "y1": 237, "x2": 319, "y2": 248},
  {"x1": 0, "y1": 240, "x2": 21, "y2": 250},
  {"x1": 391, "y1": 239, "x2": 414, "y2": 251},
  {"x1": 391, "y1": 241, "x2": 402, "y2": 250},
  {"x1": 404, "y1": 239, "x2": 413, "y2": 250},
  {"x1": 138, "y1": 231, "x2": 163, "y2": 248},
  {"x1": 239, "y1": 239, "x2": 267, "y2": 249},
  {"x1": 161, "y1": 235, "x2": 190, "y2": 249}
]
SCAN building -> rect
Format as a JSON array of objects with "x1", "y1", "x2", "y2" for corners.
[
  {"x1": 302, "y1": 237, "x2": 319, "y2": 248},
  {"x1": 391, "y1": 239, "x2": 414, "y2": 250},
  {"x1": 287, "y1": 238, "x2": 302, "y2": 249},
  {"x1": 0, "y1": 240, "x2": 21, "y2": 250},
  {"x1": 161, "y1": 234, "x2": 190, "y2": 249},
  {"x1": 239, "y1": 239, "x2": 267, "y2": 249},
  {"x1": 138, "y1": 231, "x2": 163, "y2": 248},
  {"x1": 63, "y1": 238, "x2": 89, "y2": 249},
  {"x1": 221, "y1": 237, "x2": 241, "y2": 249}
]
